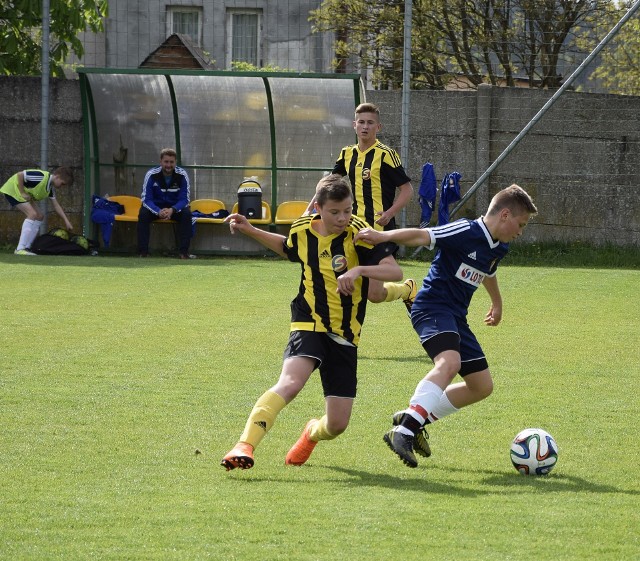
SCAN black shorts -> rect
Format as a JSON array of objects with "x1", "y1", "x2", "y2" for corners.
[
  {"x1": 4, "y1": 193, "x2": 21, "y2": 207},
  {"x1": 283, "y1": 330, "x2": 358, "y2": 398}
]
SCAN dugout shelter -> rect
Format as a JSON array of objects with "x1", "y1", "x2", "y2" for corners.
[{"x1": 78, "y1": 68, "x2": 363, "y2": 253}]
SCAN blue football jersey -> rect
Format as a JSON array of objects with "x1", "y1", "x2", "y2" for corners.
[{"x1": 413, "y1": 218, "x2": 509, "y2": 318}]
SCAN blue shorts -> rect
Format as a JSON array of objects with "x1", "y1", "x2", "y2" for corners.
[
  {"x1": 283, "y1": 330, "x2": 358, "y2": 398},
  {"x1": 412, "y1": 310, "x2": 488, "y2": 376}
]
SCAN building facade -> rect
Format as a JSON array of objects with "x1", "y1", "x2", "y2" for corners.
[{"x1": 74, "y1": 0, "x2": 335, "y2": 72}]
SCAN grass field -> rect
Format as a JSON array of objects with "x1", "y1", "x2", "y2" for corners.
[{"x1": 1, "y1": 251, "x2": 638, "y2": 560}]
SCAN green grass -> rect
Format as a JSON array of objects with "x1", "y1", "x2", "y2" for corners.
[{"x1": 0, "y1": 252, "x2": 638, "y2": 560}]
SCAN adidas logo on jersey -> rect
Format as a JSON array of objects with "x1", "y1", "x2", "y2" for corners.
[
  {"x1": 467, "y1": 251, "x2": 477, "y2": 260},
  {"x1": 319, "y1": 249, "x2": 331, "y2": 258}
]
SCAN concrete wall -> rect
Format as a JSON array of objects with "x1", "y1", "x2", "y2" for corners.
[
  {"x1": 1, "y1": 75, "x2": 638, "y2": 250},
  {"x1": 370, "y1": 87, "x2": 640, "y2": 246},
  {"x1": 0, "y1": 77, "x2": 85, "y2": 244}
]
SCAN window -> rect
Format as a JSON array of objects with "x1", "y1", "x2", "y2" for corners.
[
  {"x1": 227, "y1": 9, "x2": 262, "y2": 67},
  {"x1": 167, "y1": 7, "x2": 203, "y2": 47}
]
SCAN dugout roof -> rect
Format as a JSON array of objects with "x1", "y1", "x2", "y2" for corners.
[{"x1": 78, "y1": 68, "x2": 363, "y2": 233}]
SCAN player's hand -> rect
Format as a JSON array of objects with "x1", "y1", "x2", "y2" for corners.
[
  {"x1": 225, "y1": 212, "x2": 249, "y2": 234},
  {"x1": 484, "y1": 304, "x2": 502, "y2": 326},
  {"x1": 354, "y1": 227, "x2": 384, "y2": 245},
  {"x1": 374, "y1": 210, "x2": 392, "y2": 227},
  {"x1": 336, "y1": 269, "x2": 358, "y2": 295}
]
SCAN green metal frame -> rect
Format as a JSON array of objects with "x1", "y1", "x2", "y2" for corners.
[{"x1": 78, "y1": 67, "x2": 362, "y2": 236}]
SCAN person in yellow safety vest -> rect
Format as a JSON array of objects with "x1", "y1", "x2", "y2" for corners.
[{"x1": 1, "y1": 167, "x2": 74, "y2": 255}]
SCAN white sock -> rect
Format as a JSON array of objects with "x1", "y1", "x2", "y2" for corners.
[
  {"x1": 26, "y1": 219, "x2": 42, "y2": 249},
  {"x1": 427, "y1": 391, "x2": 460, "y2": 423},
  {"x1": 395, "y1": 379, "x2": 444, "y2": 436},
  {"x1": 17, "y1": 219, "x2": 41, "y2": 250}
]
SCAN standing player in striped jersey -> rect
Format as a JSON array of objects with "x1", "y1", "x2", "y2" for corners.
[
  {"x1": 221, "y1": 174, "x2": 402, "y2": 471},
  {"x1": 355, "y1": 184, "x2": 538, "y2": 468},
  {"x1": 309, "y1": 103, "x2": 417, "y2": 310},
  {"x1": 1, "y1": 167, "x2": 74, "y2": 255}
]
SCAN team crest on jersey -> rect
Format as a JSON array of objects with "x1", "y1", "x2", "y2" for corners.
[
  {"x1": 331, "y1": 254, "x2": 348, "y2": 272},
  {"x1": 455, "y1": 263, "x2": 485, "y2": 287},
  {"x1": 362, "y1": 168, "x2": 371, "y2": 181}
]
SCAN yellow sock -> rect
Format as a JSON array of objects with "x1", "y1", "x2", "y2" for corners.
[
  {"x1": 383, "y1": 281, "x2": 409, "y2": 302},
  {"x1": 308, "y1": 415, "x2": 339, "y2": 442},
  {"x1": 239, "y1": 390, "x2": 287, "y2": 449}
]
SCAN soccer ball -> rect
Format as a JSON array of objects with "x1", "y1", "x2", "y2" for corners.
[
  {"x1": 510, "y1": 428, "x2": 558, "y2": 475},
  {"x1": 49, "y1": 227, "x2": 70, "y2": 240}
]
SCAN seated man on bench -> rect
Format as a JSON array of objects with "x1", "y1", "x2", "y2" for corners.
[{"x1": 138, "y1": 147, "x2": 193, "y2": 259}]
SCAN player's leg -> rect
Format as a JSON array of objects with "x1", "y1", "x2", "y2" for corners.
[
  {"x1": 442, "y1": 369, "x2": 493, "y2": 409},
  {"x1": 286, "y1": 335, "x2": 356, "y2": 466},
  {"x1": 435, "y1": 320, "x2": 492, "y2": 410},
  {"x1": 221, "y1": 335, "x2": 317, "y2": 471},
  {"x1": 14, "y1": 201, "x2": 43, "y2": 253},
  {"x1": 367, "y1": 277, "x2": 417, "y2": 312},
  {"x1": 384, "y1": 312, "x2": 460, "y2": 467},
  {"x1": 392, "y1": 321, "x2": 492, "y2": 461}
]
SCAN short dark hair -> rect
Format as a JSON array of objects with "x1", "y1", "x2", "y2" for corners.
[
  {"x1": 52, "y1": 167, "x2": 74, "y2": 186},
  {"x1": 315, "y1": 174, "x2": 353, "y2": 208}
]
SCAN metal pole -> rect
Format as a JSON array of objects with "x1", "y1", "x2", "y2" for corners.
[
  {"x1": 399, "y1": 0, "x2": 412, "y2": 256},
  {"x1": 450, "y1": 0, "x2": 640, "y2": 218},
  {"x1": 40, "y1": 0, "x2": 51, "y2": 232}
]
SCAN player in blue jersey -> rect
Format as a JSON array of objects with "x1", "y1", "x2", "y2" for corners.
[{"x1": 355, "y1": 184, "x2": 537, "y2": 468}]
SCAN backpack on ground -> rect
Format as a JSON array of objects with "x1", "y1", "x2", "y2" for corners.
[{"x1": 31, "y1": 229, "x2": 96, "y2": 256}]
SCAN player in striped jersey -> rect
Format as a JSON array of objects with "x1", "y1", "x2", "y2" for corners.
[
  {"x1": 221, "y1": 174, "x2": 402, "y2": 471},
  {"x1": 320, "y1": 103, "x2": 417, "y2": 310},
  {"x1": 1, "y1": 167, "x2": 74, "y2": 255},
  {"x1": 356, "y1": 184, "x2": 538, "y2": 468}
]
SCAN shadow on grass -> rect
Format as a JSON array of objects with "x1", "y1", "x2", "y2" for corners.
[
  {"x1": 237, "y1": 464, "x2": 640, "y2": 497},
  {"x1": 431, "y1": 464, "x2": 639, "y2": 496},
  {"x1": 359, "y1": 354, "x2": 426, "y2": 364},
  {"x1": 321, "y1": 465, "x2": 490, "y2": 496}
]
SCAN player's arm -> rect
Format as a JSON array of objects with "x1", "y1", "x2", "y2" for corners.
[
  {"x1": 376, "y1": 181, "x2": 413, "y2": 225},
  {"x1": 355, "y1": 226, "x2": 431, "y2": 247},
  {"x1": 225, "y1": 213, "x2": 287, "y2": 257},
  {"x1": 336, "y1": 254, "x2": 402, "y2": 295},
  {"x1": 16, "y1": 172, "x2": 31, "y2": 201},
  {"x1": 50, "y1": 197, "x2": 73, "y2": 231},
  {"x1": 482, "y1": 274, "x2": 503, "y2": 327}
]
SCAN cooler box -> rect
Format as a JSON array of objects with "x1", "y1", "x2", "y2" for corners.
[{"x1": 237, "y1": 178, "x2": 262, "y2": 219}]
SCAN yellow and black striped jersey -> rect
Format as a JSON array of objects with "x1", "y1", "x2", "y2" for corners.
[
  {"x1": 333, "y1": 141, "x2": 411, "y2": 231},
  {"x1": 283, "y1": 214, "x2": 397, "y2": 346}
]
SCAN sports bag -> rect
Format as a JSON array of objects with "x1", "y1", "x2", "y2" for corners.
[{"x1": 31, "y1": 229, "x2": 95, "y2": 256}]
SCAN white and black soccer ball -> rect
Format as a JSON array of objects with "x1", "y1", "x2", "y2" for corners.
[{"x1": 510, "y1": 428, "x2": 559, "y2": 475}]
